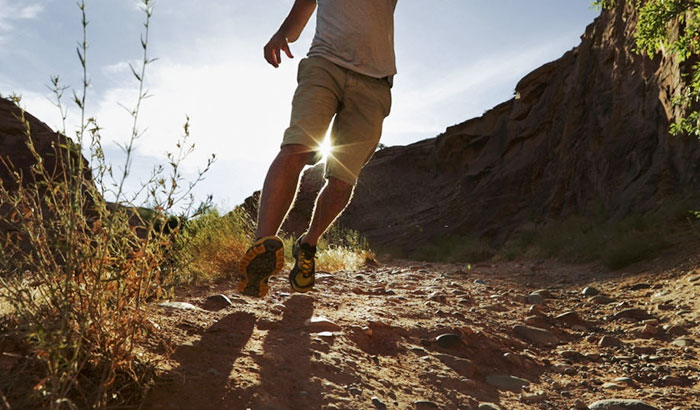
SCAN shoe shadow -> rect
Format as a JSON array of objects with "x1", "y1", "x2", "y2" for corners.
[{"x1": 142, "y1": 311, "x2": 256, "y2": 410}]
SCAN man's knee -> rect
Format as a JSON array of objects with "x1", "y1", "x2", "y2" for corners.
[{"x1": 278, "y1": 144, "x2": 315, "y2": 169}]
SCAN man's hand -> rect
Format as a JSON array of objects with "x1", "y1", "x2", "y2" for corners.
[{"x1": 264, "y1": 32, "x2": 294, "y2": 68}]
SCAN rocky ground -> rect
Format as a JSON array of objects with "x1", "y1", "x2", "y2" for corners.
[{"x1": 139, "y1": 244, "x2": 700, "y2": 410}]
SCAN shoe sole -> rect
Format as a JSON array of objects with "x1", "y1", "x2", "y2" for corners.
[
  {"x1": 289, "y1": 241, "x2": 314, "y2": 293},
  {"x1": 238, "y1": 236, "x2": 284, "y2": 298}
]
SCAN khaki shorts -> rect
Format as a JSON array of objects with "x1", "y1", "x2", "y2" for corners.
[{"x1": 282, "y1": 56, "x2": 392, "y2": 184}]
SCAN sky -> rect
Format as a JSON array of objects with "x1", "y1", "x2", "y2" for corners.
[{"x1": 0, "y1": 0, "x2": 601, "y2": 211}]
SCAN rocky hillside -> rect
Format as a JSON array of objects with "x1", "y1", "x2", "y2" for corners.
[{"x1": 258, "y1": 2, "x2": 700, "y2": 253}]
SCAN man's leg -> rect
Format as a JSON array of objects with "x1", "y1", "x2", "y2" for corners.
[
  {"x1": 255, "y1": 144, "x2": 314, "y2": 239},
  {"x1": 302, "y1": 177, "x2": 354, "y2": 246}
]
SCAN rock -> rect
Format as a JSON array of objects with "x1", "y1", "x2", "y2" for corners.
[
  {"x1": 588, "y1": 399, "x2": 659, "y2": 410},
  {"x1": 202, "y1": 294, "x2": 233, "y2": 311},
  {"x1": 435, "y1": 354, "x2": 475, "y2": 378},
  {"x1": 485, "y1": 375, "x2": 530, "y2": 391},
  {"x1": 413, "y1": 401, "x2": 440, "y2": 409},
  {"x1": 560, "y1": 350, "x2": 586, "y2": 361},
  {"x1": 527, "y1": 293, "x2": 544, "y2": 305},
  {"x1": 435, "y1": 333, "x2": 462, "y2": 348},
  {"x1": 520, "y1": 391, "x2": 547, "y2": 404},
  {"x1": 662, "y1": 375, "x2": 689, "y2": 386},
  {"x1": 474, "y1": 279, "x2": 487, "y2": 285},
  {"x1": 555, "y1": 311, "x2": 583, "y2": 325},
  {"x1": 533, "y1": 289, "x2": 553, "y2": 298},
  {"x1": 599, "y1": 335, "x2": 622, "y2": 348},
  {"x1": 158, "y1": 301, "x2": 198, "y2": 311},
  {"x1": 305, "y1": 317, "x2": 342, "y2": 332},
  {"x1": 589, "y1": 295, "x2": 615, "y2": 304},
  {"x1": 671, "y1": 337, "x2": 693, "y2": 347},
  {"x1": 613, "y1": 308, "x2": 652, "y2": 321},
  {"x1": 582, "y1": 287, "x2": 600, "y2": 296},
  {"x1": 601, "y1": 382, "x2": 625, "y2": 390},
  {"x1": 664, "y1": 325, "x2": 689, "y2": 336},
  {"x1": 371, "y1": 396, "x2": 387, "y2": 409},
  {"x1": 478, "y1": 404, "x2": 502, "y2": 410},
  {"x1": 524, "y1": 315, "x2": 549, "y2": 328},
  {"x1": 637, "y1": 324, "x2": 660, "y2": 337},
  {"x1": 514, "y1": 325, "x2": 558, "y2": 346}
]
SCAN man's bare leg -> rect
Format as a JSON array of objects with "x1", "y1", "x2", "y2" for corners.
[
  {"x1": 302, "y1": 176, "x2": 354, "y2": 246},
  {"x1": 256, "y1": 144, "x2": 314, "y2": 239}
]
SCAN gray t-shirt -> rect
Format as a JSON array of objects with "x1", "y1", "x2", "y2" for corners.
[{"x1": 308, "y1": 0, "x2": 397, "y2": 79}]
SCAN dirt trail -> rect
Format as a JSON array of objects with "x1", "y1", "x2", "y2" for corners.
[{"x1": 142, "y1": 250, "x2": 700, "y2": 410}]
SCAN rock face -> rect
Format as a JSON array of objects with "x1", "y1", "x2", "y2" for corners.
[{"x1": 247, "y1": 3, "x2": 700, "y2": 254}]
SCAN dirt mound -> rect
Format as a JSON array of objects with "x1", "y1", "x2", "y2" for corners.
[{"x1": 247, "y1": 2, "x2": 700, "y2": 253}]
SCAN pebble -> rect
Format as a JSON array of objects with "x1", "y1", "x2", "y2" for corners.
[
  {"x1": 485, "y1": 375, "x2": 530, "y2": 391},
  {"x1": 613, "y1": 308, "x2": 652, "y2": 321},
  {"x1": 588, "y1": 399, "x2": 659, "y2": 410},
  {"x1": 582, "y1": 286, "x2": 600, "y2": 296},
  {"x1": 478, "y1": 404, "x2": 502, "y2": 410},
  {"x1": 158, "y1": 301, "x2": 197, "y2": 310},
  {"x1": 589, "y1": 295, "x2": 615, "y2": 304},
  {"x1": 601, "y1": 382, "x2": 625, "y2": 390},
  {"x1": 514, "y1": 324, "x2": 558, "y2": 346},
  {"x1": 435, "y1": 333, "x2": 462, "y2": 348},
  {"x1": 371, "y1": 396, "x2": 387, "y2": 409},
  {"x1": 413, "y1": 401, "x2": 440, "y2": 409},
  {"x1": 520, "y1": 391, "x2": 547, "y2": 404},
  {"x1": 527, "y1": 293, "x2": 544, "y2": 305},
  {"x1": 560, "y1": 350, "x2": 586, "y2": 361},
  {"x1": 663, "y1": 325, "x2": 689, "y2": 336},
  {"x1": 202, "y1": 294, "x2": 233, "y2": 310},
  {"x1": 534, "y1": 289, "x2": 553, "y2": 298},
  {"x1": 305, "y1": 317, "x2": 342, "y2": 332},
  {"x1": 474, "y1": 279, "x2": 487, "y2": 285},
  {"x1": 555, "y1": 311, "x2": 582, "y2": 325},
  {"x1": 671, "y1": 337, "x2": 693, "y2": 347},
  {"x1": 599, "y1": 335, "x2": 622, "y2": 348},
  {"x1": 435, "y1": 354, "x2": 475, "y2": 378}
]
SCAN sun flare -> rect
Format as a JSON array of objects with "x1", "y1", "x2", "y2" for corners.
[{"x1": 319, "y1": 137, "x2": 333, "y2": 161}]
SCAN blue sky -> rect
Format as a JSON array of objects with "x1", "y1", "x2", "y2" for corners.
[{"x1": 0, "y1": 0, "x2": 601, "y2": 210}]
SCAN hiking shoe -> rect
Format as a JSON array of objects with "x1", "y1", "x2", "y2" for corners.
[
  {"x1": 238, "y1": 236, "x2": 284, "y2": 298},
  {"x1": 289, "y1": 237, "x2": 316, "y2": 293}
]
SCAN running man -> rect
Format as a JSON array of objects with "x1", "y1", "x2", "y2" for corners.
[{"x1": 238, "y1": 0, "x2": 397, "y2": 297}]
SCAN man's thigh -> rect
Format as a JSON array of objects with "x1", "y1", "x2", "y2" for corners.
[
  {"x1": 282, "y1": 57, "x2": 343, "y2": 165},
  {"x1": 326, "y1": 74, "x2": 392, "y2": 184}
]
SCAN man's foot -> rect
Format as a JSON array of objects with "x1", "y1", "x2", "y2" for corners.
[
  {"x1": 289, "y1": 237, "x2": 316, "y2": 293},
  {"x1": 238, "y1": 236, "x2": 284, "y2": 297}
]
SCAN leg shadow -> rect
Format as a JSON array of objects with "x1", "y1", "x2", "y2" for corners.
[{"x1": 142, "y1": 311, "x2": 256, "y2": 410}]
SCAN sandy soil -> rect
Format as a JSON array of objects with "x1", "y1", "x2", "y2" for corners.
[{"x1": 137, "y1": 244, "x2": 700, "y2": 410}]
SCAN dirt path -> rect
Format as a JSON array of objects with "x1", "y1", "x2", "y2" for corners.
[{"x1": 141, "y1": 251, "x2": 700, "y2": 410}]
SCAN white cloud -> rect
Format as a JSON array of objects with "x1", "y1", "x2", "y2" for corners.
[{"x1": 0, "y1": 1, "x2": 44, "y2": 32}]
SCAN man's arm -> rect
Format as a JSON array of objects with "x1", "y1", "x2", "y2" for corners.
[{"x1": 264, "y1": 0, "x2": 316, "y2": 68}]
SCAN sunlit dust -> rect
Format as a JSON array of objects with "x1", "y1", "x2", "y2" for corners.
[{"x1": 319, "y1": 136, "x2": 333, "y2": 162}]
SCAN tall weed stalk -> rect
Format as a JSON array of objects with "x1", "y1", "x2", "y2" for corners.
[{"x1": 0, "y1": 1, "x2": 213, "y2": 408}]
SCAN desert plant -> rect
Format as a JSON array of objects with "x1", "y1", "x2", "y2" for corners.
[{"x1": 0, "y1": 1, "x2": 213, "y2": 408}]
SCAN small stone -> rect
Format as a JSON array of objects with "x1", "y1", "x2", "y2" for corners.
[
  {"x1": 662, "y1": 375, "x2": 688, "y2": 386},
  {"x1": 362, "y1": 326, "x2": 373, "y2": 336},
  {"x1": 158, "y1": 301, "x2": 198, "y2": 311},
  {"x1": 533, "y1": 289, "x2": 553, "y2": 298},
  {"x1": 435, "y1": 354, "x2": 475, "y2": 378},
  {"x1": 413, "y1": 401, "x2": 440, "y2": 409},
  {"x1": 520, "y1": 391, "x2": 547, "y2": 404},
  {"x1": 664, "y1": 324, "x2": 689, "y2": 336},
  {"x1": 638, "y1": 324, "x2": 659, "y2": 337},
  {"x1": 671, "y1": 337, "x2": 693, "y2": 347},
  {"x1": 372, "y1": 396, "x2": 387, "y2": 409},
  {"x1": 599, "y1": 335, "x2": 622, "y2": 348},
  {"x1": 436, "y1": 333, "x2": 462, "y2": 348},
  {"x1": 560, "y1": 350, "x2": 586, "y2": 361},
  {"x1": 478, "y1": 404, "x2": 502, "y2": 410},
  {"x1": 613, "y1": 308, "x2": 652, "y2": 321},
  {"x1": 588, "y1": 399, "x2": 659, "y2": 410},
  {"x1": 614, "y1": 377, "x2": 637, "y2": 387},
  {"x1": 589, "y1": 295, "x2": 615, "y2": 304},
  {"x1": 582, "y1": 286, "x2": 600, "y2": 296},
  {"x1": 555, "y1": 311, "x2": 582, "y2": 325},
  {"x1": 474, "y1": 279, "x2": 487, "y2": 285},
  {"x1": 202, "y1": 294, "x2": 233, "y2": 311},
  {"x1": 315, "y1": 331, "x2": 335, "y2": 339},
  {"x1": 514, "y1": 325, "x2": 558, "y2": 346},
  {"x1": 485, "y1": 375, "x2": 530, "y2": 391},
  {"x1": 527, "y1": 293, "x2": 544, "y2": 305},
  {"x1": 305, "y1": 317, "x2": 342, "y2": 332},
  {"x1": 601, "y1": 382, "x2": 625, "y2": 390}
]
